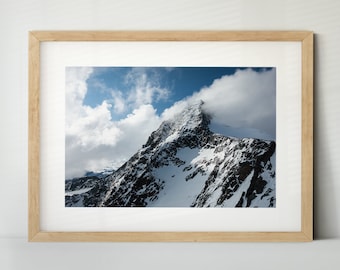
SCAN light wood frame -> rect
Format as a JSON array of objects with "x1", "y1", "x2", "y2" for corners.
[{"x1": 28, "y1": 31, "x2": 313, "y2": 242}]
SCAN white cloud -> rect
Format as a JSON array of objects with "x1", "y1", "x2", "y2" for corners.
[
  {"x1": 125, "y1": 67, "x2": 170, "y2": 107},
  {"x1": 65, "y1": 67, "x2": 162, "y2": 179},
  {"x1": 202, "y1": 68, "x2": 276, "y2": 138},
  {"x1": 161, "y1": 99, "x2": 191, "y2": 121},
  {"x1": 65, "y1": 67, "x2": 93, "y2": 103},
  {"x1": 115, "y1": 104, "x2": 161, "y2": 154},
  {"x1": 65, "y1": 67, "x2": 275, "y2": 179},
  {"x1": 65, "y1": 104, "x2": 161, "y2": 179},
  {"x1": 161, "y1": 68, "x2": 276, "y2": 139},
  {"x1": 111, "y1": 90, "x2": 126, "y2": 114}
]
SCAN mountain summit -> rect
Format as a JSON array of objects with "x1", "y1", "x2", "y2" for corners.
[
  {"x1": 143, "y1": 100, "x2": 211, "y2": 149},
  {"x1": 66, "y1": 101, "x2": 276, "y2": 208}
]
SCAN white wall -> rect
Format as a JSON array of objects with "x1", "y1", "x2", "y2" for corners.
[{"x1": 0, "y1": 0, "x2": 339, "y2": 269}]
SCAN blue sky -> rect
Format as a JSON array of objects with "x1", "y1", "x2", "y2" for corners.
[
  {"x1": 65, "y1": 66, "x2": 276, "y2": 178},
  {"x1": 83, "y1": 67, "x2": 272, "y2": 121}
]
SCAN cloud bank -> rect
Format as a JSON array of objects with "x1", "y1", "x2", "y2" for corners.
[
  {"x1": 65, "y1": 67, "x2": 162, "y2": 178},
  {"x1": 163, "y1": 68, "x2": 276, "y2": 138},
  {"x1": 65, "y1": 67, "x2": 275, "y2": 179}
]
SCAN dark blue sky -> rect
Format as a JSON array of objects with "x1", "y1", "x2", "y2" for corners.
[{"x1": 83, "y1": 67, "x2": 272, "y2": 120}]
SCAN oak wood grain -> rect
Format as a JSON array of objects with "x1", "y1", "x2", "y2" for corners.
[{"x1": 28, "y1": 31, "x2": 313, "y2": 242}]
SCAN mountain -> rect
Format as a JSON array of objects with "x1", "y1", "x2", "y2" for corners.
[
  {"x1": 65, "y1": 100, "x2": 276, "y2": 208},
  {"x1": 65, "y1": 175, "x2": 109, "y2": 207}
]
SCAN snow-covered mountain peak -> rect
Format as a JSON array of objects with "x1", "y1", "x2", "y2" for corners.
[
  {"x1": 143, "y1": 100, "x2": 211, "y2": 149},
  {"x1": 170, "y1": 100, "x2": 208, "y2": 129},
  {"x1": 66, "y1": 99, "x2": 276, "y2": 208}
]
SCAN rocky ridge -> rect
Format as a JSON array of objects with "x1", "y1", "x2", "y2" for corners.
[{"x1": 66, "y1": 101, "x2": 276, "y2": 208}]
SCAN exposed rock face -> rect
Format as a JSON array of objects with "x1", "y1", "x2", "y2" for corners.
[
  {"x1": 65, "y1": 176, "x2": 109, "y2": 207},
  {"x1": 66, "y1": 101, "x2": 276, "y2": 208}
]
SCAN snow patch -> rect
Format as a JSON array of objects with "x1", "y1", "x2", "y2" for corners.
[{"x1": 65, "y1": 187, "x2": 94, "y2": 196}]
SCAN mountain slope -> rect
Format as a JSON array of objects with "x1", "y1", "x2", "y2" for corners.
[{"x1": 96, "y1": 101, "x2": 276, "y2": 208}]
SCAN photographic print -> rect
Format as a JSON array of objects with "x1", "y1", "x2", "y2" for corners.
[{"x1": 65, "y1": 67, "x2": 276, "y2": 208}]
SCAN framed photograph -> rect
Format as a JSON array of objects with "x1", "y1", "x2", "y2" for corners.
[{"x1": 28, "y1": 31, "x2": 313, "y2": 242}]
